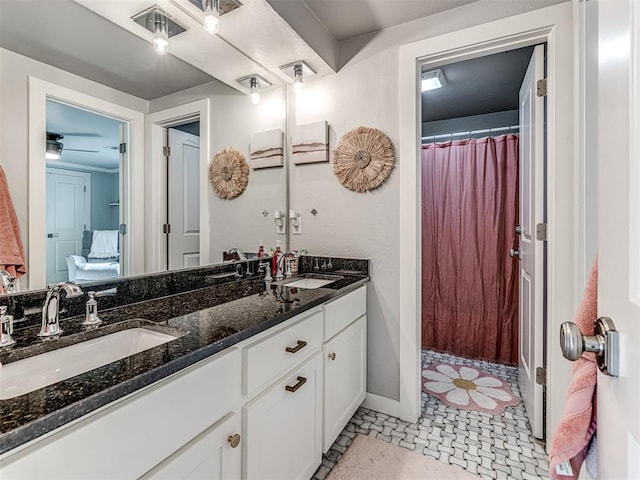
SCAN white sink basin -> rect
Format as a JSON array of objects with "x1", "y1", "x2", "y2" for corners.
[
  {"x1": 284, "y1": 278, "x2": 335, "y2": 289},
  {"x1": 0, "y1": 328, "x2": 179, "y2": 400}
]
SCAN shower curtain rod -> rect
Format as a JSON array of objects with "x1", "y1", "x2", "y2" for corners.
[{"x1": 421, "y1": 124, "x2": 520, "y2": 142}]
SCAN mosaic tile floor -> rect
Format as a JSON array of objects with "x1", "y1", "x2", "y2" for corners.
[{"x1": 313, "y1": 350, "x2": 549, "y2": 480}]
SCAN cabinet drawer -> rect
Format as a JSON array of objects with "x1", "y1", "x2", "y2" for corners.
[
  {"x1": 243, "y1": 310, "x2": 322, "y2": 396},
  {"x1": 0, "y1": 348, "x2": 241, "y2": 479},
  {"x1": 243, "y1": 353, "x2": 322, "y2": 480},
  {"x1": 323, "y1": 285, "x2": 366, "y2": 341}
]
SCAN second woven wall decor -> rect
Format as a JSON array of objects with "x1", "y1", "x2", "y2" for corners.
[
  {"x1": 208, "y1": 147, "x2": 249, "y2": 199},
  {"x1": 333, "y1": 126, "x2": 394, "y2": 192}
]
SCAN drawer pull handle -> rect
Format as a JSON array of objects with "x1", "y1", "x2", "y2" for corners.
[
  {"x1": 328, "y1": 352, "x2": 336, "y2": 361},
  {"x1": 285, "y1": 376, "x2": 307, "y2": 393},
  {"x1": 285, "y1": 340, "x2": 307, "y2": 354},
  {"x1": 228, "y1": 434, "x2": 241, "y2": 448}
]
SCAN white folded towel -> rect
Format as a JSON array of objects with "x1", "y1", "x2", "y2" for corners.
[{"x1": 88, "y1": 230, "x2": 119, "y2": 259}]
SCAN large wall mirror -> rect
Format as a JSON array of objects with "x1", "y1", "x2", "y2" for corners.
[{"x1": 0, "y1": 0, "x2": 289, "y2": 292}]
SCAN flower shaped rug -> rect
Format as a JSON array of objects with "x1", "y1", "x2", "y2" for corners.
[{"x1": 422, "y1": 363, "x2": 520, "y2": 414}]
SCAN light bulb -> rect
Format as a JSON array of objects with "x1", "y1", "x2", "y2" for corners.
[
  {"x1": 153, "y1": 17, "x2": 169, "y2": 54},
  {"x1": 293, "y1": 65, "x2": 303, "y2": 93},
  {"x1": 250, "y1": 78, "x2": 260, "y2": 104},
  {"x1": 203, "y1": 0, "x2": 220, "y2": 34}
]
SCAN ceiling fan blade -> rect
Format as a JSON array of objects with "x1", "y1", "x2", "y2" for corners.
[
  {"x1": 65, "y1": 148, "x2": 100, "y2": 153},
  {"x1": 60, "y1": 132, "x2": 103, "y2": 137}
]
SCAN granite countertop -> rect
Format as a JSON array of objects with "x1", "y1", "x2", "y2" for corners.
[{"x1": 0, "y1": 272, "x2": 368, "y2": 455}]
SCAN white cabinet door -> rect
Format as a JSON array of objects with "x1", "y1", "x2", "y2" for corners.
[
  {"x1": 323, "y1": 315, "x2": 366, "y2": 453},
  {"x1": 143, "y1": 413, "x2": 241, "y2": 480},
  {"x1": 244, "y1": 353, "x2": 322, "y2": 480}
]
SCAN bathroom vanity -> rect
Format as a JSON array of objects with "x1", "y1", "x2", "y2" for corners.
[{"x1": 0, "y1": 259, "x2": 368, "y2": 480}]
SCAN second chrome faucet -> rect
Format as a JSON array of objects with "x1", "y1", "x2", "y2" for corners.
[{"x1": 38, "y1": 282, "x2": 84, "y2": 337}]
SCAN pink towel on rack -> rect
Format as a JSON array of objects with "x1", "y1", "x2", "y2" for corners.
[
  {"x1": 0, "y1": 166, "x2": 26, "y2": 278},
  {"x1": 549, "y1": 258, "x2": 598, "y2": 479}
]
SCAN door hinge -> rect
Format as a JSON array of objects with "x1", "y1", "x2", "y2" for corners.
[
  {"x1": 536, "y1": 223, "x2": 548, "y2": 241},
  {"x1": 119, "y1": 143, "x2": 127, "y2": 154},
  {"x1": 119, "y1": 224, "x2": 127, "y2": 235},
  {"x1": 84, "y1": 185, "x2": 87, "y2": 193},
  {"x1": 163, "y1": 146, "x2": 171, "y2": 157},
  {"x1": 536, "y1": 367, "x2": 547, "y2": 386},
  {"x1": 163, "y1": 224, "x2": 171, "y2": 234},
  {"x1": 537, "y1": 78, "x2": 547, "y2": 97}
]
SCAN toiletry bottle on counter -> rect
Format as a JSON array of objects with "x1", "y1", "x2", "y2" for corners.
[
  {"x1": 257, "y1": 241, "x2": 264, "y2": 259},
  {"x1": 272, "y1": 241, "x2": 282, "y2": 275}
]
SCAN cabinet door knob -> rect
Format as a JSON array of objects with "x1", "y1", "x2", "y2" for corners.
[
  {"x1": 285, "y1": 340, "x2": 307, "y2": 354},
  {"x1": 228, "y1": 433, "x2": 241, "y2": 448},
  {"x1": 285, "y1": 376, "x2": 307, "y2": 393},
  {"x1": 328, "y1": 352, "x2": 336, "y2": 361}
]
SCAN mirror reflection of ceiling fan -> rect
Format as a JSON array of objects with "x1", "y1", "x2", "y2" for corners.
[{"x1": 46, "y1": 131, "x2": 118, "y2": 159}]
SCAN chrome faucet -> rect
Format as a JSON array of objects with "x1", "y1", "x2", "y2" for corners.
[
  {"x1": 39, "y1": 282, "x2": 83, "y2": 337},
  {"x1": 0, "y1": 270, "x2": 16, "y2": 295}
]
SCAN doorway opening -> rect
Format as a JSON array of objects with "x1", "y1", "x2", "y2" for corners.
[
  {"x1": 419, "y1": 45, "x2": 547, "y2": 440},
  {"x1": 165, "y1": 121, "x2": 201, "y2": 270},
  {"x1": 45, "y1": 99, "x2": 126, "y2": 285}
]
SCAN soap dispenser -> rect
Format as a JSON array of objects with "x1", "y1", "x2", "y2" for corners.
[{"x1": 272, "y1": 240, "x2": 282, "y2": 276}]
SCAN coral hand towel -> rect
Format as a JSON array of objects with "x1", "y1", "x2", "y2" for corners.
[
  {"x1": 0, "y1": 166, "x2": 26, "y2": 277},
  {"x1": 549, "y1": 259, "x2": 598, "y2": 479}
]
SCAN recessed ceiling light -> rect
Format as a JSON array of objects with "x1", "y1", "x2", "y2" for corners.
[{"x1": 421, "y1": 69, "x2": 447, "y2": 92}]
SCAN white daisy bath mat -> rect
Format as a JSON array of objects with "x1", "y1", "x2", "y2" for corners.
[{"x1": 422, "y1": 363, "x2": 520, "y2": 414}]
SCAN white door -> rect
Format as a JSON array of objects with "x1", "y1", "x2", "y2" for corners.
[
  {"x1": 517, "y1": 44, "x2": 545, "y2": 440},
  {"x1": 167, "y1": 128, "x2": 200, "y2": 270},
  {"x1": 595, "y1": 0, "x2": 640, "y2": 477},
  {"x1": 45, "y1": 169, "x2": 90, "y2": 284}
]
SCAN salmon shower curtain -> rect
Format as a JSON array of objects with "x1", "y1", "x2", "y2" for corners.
[{"x1": 421, "y1": 135, "x2": 519, "y2": 365}]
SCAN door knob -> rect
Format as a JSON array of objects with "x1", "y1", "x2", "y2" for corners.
[
  {"x1": 560, "y1": 317, "x2": 619, "y2": 376},
  {"x1": 515, "y1": 225, "x2": 523, "y2": 235},
  {"x1": 227, "y1": 433, "x2": 241, "y2": 448},
  {"x1": 509, "y1": 248, "x2": 520, "y2": 258}
]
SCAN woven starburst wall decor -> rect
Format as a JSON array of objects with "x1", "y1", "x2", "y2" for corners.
[
  {"x1": 208, "y1": 148, "x2": 249, "y2": 199},
  {"x1": 333, "y1": 126, "x2": 395, "y2": 192}
]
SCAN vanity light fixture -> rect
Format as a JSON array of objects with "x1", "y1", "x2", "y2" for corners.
[
  {"x1": 153, "y1": 12, "x2": 169, "y2": 54},
  {"x1": 46, "y1": 132, "x2": 64, "y2": 160},
  {"x1": 421, "y1": 69, "x2": 447, "y2": 91},
  {"x1": 236, "y1": 74, "x2": 271, "y2": 105},
  {"x1": 279, "y1": 61, "x2": 316, "y2": 94},
  {"x1": 203, "y1": 0, "x2": 220, "y2": 34},
  {"x1": 186, "y1": 0, "x2": 242, "y2": 34},
  {"x1": 132, "y1": 6, "x2": 187, "y2": 55}
]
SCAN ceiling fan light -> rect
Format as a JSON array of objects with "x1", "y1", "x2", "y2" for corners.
[{"x1": 46, "y1": 133, "x2": 63, "y2": 160}]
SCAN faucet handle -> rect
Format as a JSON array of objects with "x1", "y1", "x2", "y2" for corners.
[{"x1": 0, "y1": 305, "x2": 15, "y2": 347}]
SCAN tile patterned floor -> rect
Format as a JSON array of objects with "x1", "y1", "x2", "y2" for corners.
[{"x1": 313, "y1": 350, "x2": 549, "y2": 480}]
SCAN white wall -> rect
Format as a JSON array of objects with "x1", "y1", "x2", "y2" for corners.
[
  {"x1": 290, "y1": 0, "x2": 571, "y2": 401},
  {"x1": 0, "y1": 48, "x2": 147, "y2": 279},
  {"x1": 149, "y1": 84, "x2": 287, "y2": 262}
]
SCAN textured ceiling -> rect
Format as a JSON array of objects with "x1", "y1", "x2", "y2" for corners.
[
  {"x1": 422, "y1": 46, "x2": 536, "y2": 123},
  {"x1": 302, "y1": 0, "x2": 479, "y2": 41},
  {"x1": 0, "y1": 0, "x2": 216, "y2": 100}
]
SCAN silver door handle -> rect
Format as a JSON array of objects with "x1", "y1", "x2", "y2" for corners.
[
  {"x1": 509, "y1": 248, "x2": 520, "y2": 258},
  {"x1": 515, "y1": 225, "x2": 523, "y2": 235},
  {"x1": 560, "y1": 317, "x2": 619, "y2": 376}
]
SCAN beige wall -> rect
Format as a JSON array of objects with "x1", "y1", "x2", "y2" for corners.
[{"x1": 289, "y1": 0, "x2": 570, "y2": 400}]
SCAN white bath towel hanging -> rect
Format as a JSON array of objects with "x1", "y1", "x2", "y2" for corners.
[{"x1": 88, "y1": 230, "x2": 119, "y2": 259}]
